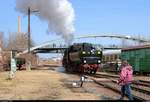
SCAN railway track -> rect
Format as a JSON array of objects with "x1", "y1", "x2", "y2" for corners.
[
  {"x1": 91, "y1": 78, "x2": 146, "y2": 101},
  {"x1": 95, "y1": 73, "x2": 150, "y2": 87},
  {"x1": 110, "y1": 80, "x2": 150, "y2": 95},
  {"x1": 95, "y1": 73, "x2": 150, "y2": 93},
  {"x1": 139, "y1": 80, "x2": 150, "y2": 84},
  {"x1": 87, "y1": 73, "x2": 150, "y2": 100}
]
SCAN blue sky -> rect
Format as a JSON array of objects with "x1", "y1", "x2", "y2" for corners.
[{"x1": 0, "y1": 0, "x2": 150, "y2": 57}]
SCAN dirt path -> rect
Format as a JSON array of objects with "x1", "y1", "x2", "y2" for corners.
[{"x1": 0, "y1": 70, "x2": 100, "y2": 100}]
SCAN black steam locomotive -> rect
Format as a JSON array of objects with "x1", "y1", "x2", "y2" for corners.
[{"x1": 62, "y1": 43, "x2": 102, "y2": 74}]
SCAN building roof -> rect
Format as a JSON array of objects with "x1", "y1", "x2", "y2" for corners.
[{"x1": 122, "y1": 44, "x2": 150, "y2": 51}]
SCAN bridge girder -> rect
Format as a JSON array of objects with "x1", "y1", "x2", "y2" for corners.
[
  {"x1": 21, "y1": 34, "x2": 149, "y2": 54},
  {"x1": 75, "y1": 35, "x2": 149, "y2": 43}
]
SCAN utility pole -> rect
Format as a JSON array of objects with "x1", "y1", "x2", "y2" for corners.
[
  {"x1": 27, "y1": 8, "x2": 39, "y2": 70},
  {"x1": 27, "y1": 7, "x2": 31, "y2": 70},
  {"x1": 28, "y1": 7, "x2": 31, "y2": 54}
]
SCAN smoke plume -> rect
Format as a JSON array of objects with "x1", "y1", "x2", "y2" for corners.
[{"x1": 16, "y1": 0, "x2": 75, "y2": 44}]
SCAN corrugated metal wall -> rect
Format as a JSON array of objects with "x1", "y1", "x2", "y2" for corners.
[{"x1": 121, "y1": 48, "x2": 150, "y2": 73}]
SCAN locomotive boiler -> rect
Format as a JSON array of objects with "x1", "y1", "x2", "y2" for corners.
[{"x1": 62, "y1": 43, "x2": 102, "y2": 74}]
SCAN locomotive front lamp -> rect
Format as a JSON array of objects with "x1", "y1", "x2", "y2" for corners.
[
  {"x1": 98, "y1": 60, "x2": 101, "y2": 63},
  {"x1": 82, "y1": 51, "x2": 86, "y2": 54},
  {"x1": 83, "y1": 60, "x2": 87, "y2": 63},
  {"x1": 98, "y1": 51, "x2": 101, "y2": 54}
]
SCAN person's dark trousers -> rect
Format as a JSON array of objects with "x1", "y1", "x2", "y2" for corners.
[
  {"x1": 120, "y1": 83, "x2": 133, "y2": 100},
  {"x1": 80, "y1": 81, "x2": 83, "y2": 87}
]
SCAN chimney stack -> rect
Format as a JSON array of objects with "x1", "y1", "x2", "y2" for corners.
[{"x1": 18, "y1": 16, "x2": 21, "y2": 33}]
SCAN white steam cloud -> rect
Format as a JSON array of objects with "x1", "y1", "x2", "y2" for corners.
[{"x1": 16, "y1": 0, "x2": 75, "y2": 44}]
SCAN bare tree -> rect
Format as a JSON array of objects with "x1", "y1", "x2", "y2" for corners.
[
  {"x1": 4, "y1": 32, "x2": 35, "y2": 51},
  {"x1": 0, "y1": 32, "x2": 4, "y2": 69},
  {"x1": 0, "y1": 32, "x2": 3, "y2": 50}
]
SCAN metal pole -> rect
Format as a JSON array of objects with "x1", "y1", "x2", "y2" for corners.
[
  {"x1": 27, "y1": 7, "x2": 31, "y2": 70},
  {"x1": 27, "y1": 8, "x2": 39, "y2": 70},
  {"x1": 28, "y1": 7, "x2": 30, "y2": 53}
]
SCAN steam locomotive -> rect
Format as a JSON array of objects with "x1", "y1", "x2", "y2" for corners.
[{"x1": 62, "y1": 43, "x2": 102, "y2": 74}]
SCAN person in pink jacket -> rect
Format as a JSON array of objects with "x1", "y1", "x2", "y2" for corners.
[{"x1": 118, "y1": 60, "x2": 133, "y2": 100}]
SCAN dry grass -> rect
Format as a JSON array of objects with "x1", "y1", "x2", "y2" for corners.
[{"x1": 0, "y1": 70, "x2": 99, "y2": 100}]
